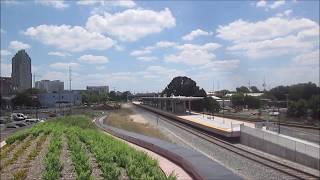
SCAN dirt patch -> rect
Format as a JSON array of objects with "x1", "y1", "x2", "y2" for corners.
[
  {"x1": 60, "y1": 136, "x2": 77, "y2": 180},
  {"x1": 26, "y1": 134, "x2": 51, "y2": 180},
  {"x1": 105, "y1": 108, "x2": 171, "y2": 142}
]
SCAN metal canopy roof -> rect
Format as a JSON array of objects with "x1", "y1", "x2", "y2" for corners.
[{"x1": 141, "y1": 96, "x2": 203, "y2": 101}]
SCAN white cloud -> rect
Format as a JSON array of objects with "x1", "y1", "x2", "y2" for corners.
[
  {"x1": 199, "y1": 60, "x2": 240, "y2": 71},
  {"x1": 9, "y1": 40, "x2": 31, "y2": 51},
  {"x1": 277, "y1": 9, "x2": 292, "y2": 17},
  {"x1": 164, "y1": 43, "x2": 221, "y2": 65},
  {"x1": 86, "y1": 8, "x2": 176, "y2": 41},
  {"x1": 48, "y1": 51, "x2": 71, "y2": 57},
  {"x1": 114, "y1": 45, "x2": 125, "y2": 51},
  {"x1": 130, "y1": 49, "x2": 151, "y2": 56},
  {"x1": 1, "y1": 0, "x2": 22, "y2": 5},
  {"x1": 217, "y1": 17, "x2": 317, "y2": 42},
  {"x1": 1, "y1": 49, "x2": 12, "y2": 56},
  {"x1": 270, "y1": 0, "x2": 285, "y2": 9},
  {"x1": 137, "y1": 56, "x2": 158, "y2": 62},
  {"x1": 256, "y1": 0, "x2": 285, "y2": 10},
  {"x1": 227, "y1": 35, "x2": 316, "y2": 58},
  {"x1": 50, "y1": 62, "x2": 80, "y2": 70},
  {"x1": 217, "y1": 17, "x2": 319, "y2": 59},
  {"x1": 256, "y1": 0, "x2": 267, "y2": 7},
  {"x1": 0, "y1": 63, "x2": 11, "y2": 77},
  {"x1": 41, "y1": 71, "x2": 67, "y2": 81},
  {"x1": 24, "y1": 25, "x2": 115, "y2": 52},
  {"x1": 293, "y1": 50, "x2": 319, "y2": 66},
  {"x1": 130, "y1": 41, "x2": 176, "y2": 56},
  {"x1": 78, "y1": 54, "x2": 109, "y2": 64},
  {"x1": 138, "y1": 66, "x2": 185, "y2": 79},
  {"x1": 77, "y1": 0, "x2": 136, "y2": 8},
  {"x1": 35, "y1": 0, "x2": 69, "y2": 9},
  {"x1": 182, "y1": 29, "x2": 212, "y2": 41}
]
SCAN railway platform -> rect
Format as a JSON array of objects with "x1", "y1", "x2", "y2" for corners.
[{"x1": 134, "y1": 101, "x2": 243, "y2": 138}]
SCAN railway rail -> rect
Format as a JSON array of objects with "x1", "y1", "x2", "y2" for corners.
[{"x1": 137, "y1": 105, "x2": 320, "y2": 180}]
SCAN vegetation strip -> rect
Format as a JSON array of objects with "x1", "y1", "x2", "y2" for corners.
[
  {"x1": 1, "y1": 115, "x2": 176, "y2": 180},
  {"x1": 66, "y1": 131, "x2": 93, "y2": 180},
  {"x1": 13, "y1": 134, "x2": 48, "y2": 180},
  {"x1": 0, "y1": 136, "x2": 34, "y2": 171},
  {"x1": 42, "y1": 132, "x2": 63, "y2": 180},
  {"x1": 0, "y1": 143, "x2": 17, "y2": 160}
]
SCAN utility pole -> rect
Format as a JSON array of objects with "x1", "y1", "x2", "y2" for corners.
[
  {"x1": 33, "y1": 73, "x2": 36, "y2": 88},
  {"x1": 212, "y1": 80, "x2": 215, "y2": 92},
  {"x1": 69, "y1": 66, "x2": 72, "y2": 115},
  {"x1": 262, "y1": 77, "x2": 266, "y2": 92},
  {"x1": 69, "y1": 66, "x2": 72, "y2": 92}
]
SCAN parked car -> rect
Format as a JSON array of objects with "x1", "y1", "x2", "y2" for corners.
[
  {"x1": 25, "y1": 119, "x2": 40, "y2": 123},
  {"x1": 14, "y1": 122, "x2": 28, "y2": 127},
  {"x1": 11, "y1": 113, "x2": 27, "y2": 121},
  {"x1": 269, "y1": 111, "x2": 280, "y2": 116},
  {"x1": 0, "y1": 117, "x2": 6, "y2": 124},
  {"x1": 6, "y1": 124, "x2": 19, "y2": 128}
]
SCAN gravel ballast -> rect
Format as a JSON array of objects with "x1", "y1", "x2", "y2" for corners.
[{"x1": 129, "y1": 104, "x2": 295, "y2": 179}]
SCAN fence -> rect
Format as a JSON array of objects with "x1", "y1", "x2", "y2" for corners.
[{"x1": 240, "y1": 124, "x2": 320, "y2": 169}]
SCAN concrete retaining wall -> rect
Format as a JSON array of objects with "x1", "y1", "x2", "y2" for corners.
[{"x1": 240, "y1": 125, "x2": 320, "y2": 169}]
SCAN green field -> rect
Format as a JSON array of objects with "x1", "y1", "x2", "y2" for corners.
[{"x1": 0, "y1": 116, "x2": 176, "y2": 180}]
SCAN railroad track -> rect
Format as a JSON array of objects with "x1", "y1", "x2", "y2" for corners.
[{"x1": 140, "y1": 107, "x2": 319, "y2": 180}]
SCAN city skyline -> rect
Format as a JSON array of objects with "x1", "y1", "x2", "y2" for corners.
[{"x1": 1, "y1": 0, "x2": 319, "y2": 92}]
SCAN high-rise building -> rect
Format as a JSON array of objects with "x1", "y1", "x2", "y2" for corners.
[
  {"x1": 35, "y1": 80, "x2": 64, "y2": 92},
  {"x1": 11, "y1": 50, "x2": 32, "y2": 92}
]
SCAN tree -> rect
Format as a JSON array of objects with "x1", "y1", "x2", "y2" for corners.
[
  {"x1": 236, "y1": 86, "x2": 250, "y2": 93},
  {"x1": 231, "y1": 93, "x2": 245, "y2": 107},
  {"x1": 244, "y1": 95, "x2": 260, "y2": 109},
  {"x1": 202, "y1": 97, "x2": 220, "y2": 113},
  {"x1": 12, "y1": 92, "x2": 40, "y2": 107},
  {"x1": 308, "y1": 95, "x2": 320, "y2": 119},
  {"x1": 250, "y1": 86, "x2": 260, "y2": 93},
  {"x1": 268, "y1": 85, "x2": 289, "y2": 101},
  {"x1": 162, "y1": 76, "x2": 204, "y2": 97},
  {"x1": 287, "y1": 99, "x2": 308, "y2": 118}
]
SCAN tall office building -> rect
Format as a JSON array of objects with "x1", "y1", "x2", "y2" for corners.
[{"x1": 11, "y1": 49, "x2": 32, "y2": 92}]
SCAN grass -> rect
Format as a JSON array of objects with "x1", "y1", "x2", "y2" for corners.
[
  {"x1": 105, "y1": 108, "x2": 171, "y2": 142},
  {"x1": 2, "y1": 115, "x2": 176, "y2": 180}
]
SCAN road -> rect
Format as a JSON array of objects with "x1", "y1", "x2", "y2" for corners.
[{"x1": 0, "y1": 123, "x2": 35, "y2": 141}]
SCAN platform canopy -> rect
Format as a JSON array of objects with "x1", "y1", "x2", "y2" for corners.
[{"x1": 141, "y1": 96, "x2": 203, "y2": 101}]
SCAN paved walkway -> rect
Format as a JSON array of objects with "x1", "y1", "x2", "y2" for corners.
[{"x1": 96, "y1": 115, "x2": 242, "y2": 180}]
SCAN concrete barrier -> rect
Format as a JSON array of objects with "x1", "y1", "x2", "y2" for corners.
[{"x1": 240, "y1": 125, "x2": 320, "y2": 169}]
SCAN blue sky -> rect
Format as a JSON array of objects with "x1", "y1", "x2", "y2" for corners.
[{"x1": 1, "y1": 0, "x2": 319, "y2": 93}]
